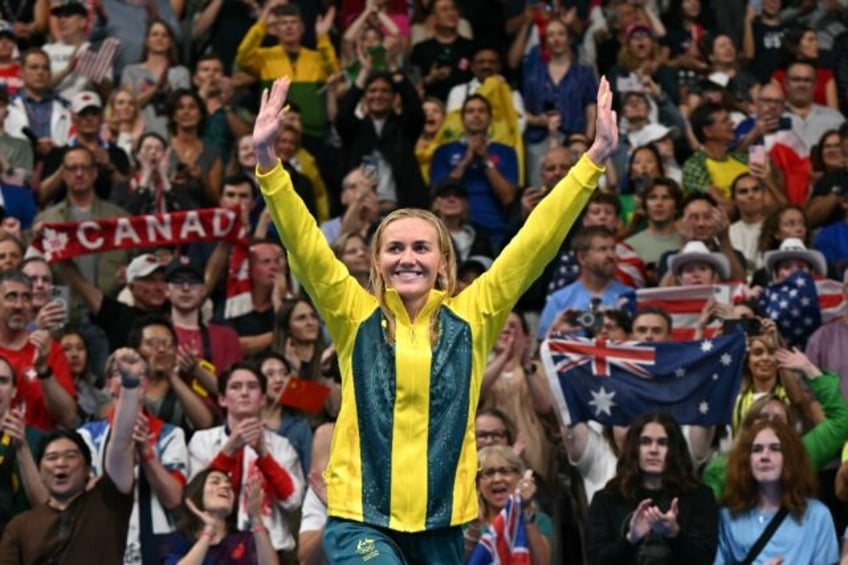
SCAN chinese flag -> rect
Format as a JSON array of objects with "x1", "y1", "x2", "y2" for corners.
[{"x1": 279, "y1": 377, "x2": 331, "y2": 414}]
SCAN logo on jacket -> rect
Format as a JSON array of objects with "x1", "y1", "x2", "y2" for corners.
[{"x1": 356, "y1": 537, "x2": 380, "y2": 561}]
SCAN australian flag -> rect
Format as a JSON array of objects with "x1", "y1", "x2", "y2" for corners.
[
  {"x1": 541, "y1": 330, "x2": 746, "y2": 427},
  {"x1": 467, "y1": 495, "x2": 531, "y2": 565},
  {"x1": 755, "y1": 271, "x2": 846, "y2": 349}
]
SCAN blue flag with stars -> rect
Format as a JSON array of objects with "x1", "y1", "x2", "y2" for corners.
[
  {"x1": 540, "y1": 330, "x2": 746, "y2": 426},
  {"x1": 756, "y1": 271, "x2": 826, "y2": 350}
]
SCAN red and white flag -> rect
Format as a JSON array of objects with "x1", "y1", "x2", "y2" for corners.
[
  {"x1": 634, "y1": 283, "x2": 747, "y2": 341},
  {"x1": 634, "y1": 279, "x2": 845, "y2": 342},
  {"x1": 75, "y1": 38, "x2": 120, "y2": 84}
]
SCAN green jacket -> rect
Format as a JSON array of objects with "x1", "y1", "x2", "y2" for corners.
[{"x1": 703, "y1": 371, "x2": 848, "y2": 500}]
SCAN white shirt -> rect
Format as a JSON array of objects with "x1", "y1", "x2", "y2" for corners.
[
  {"x1": 188, "y1": 425, "x2": 305, "y2": 551},
  {"x1": 729, "y1": 219, "x2": 763, "y2": 268},
  {"x1": 299, "y1": 486, "x2": 328, "y2": 533},
  {"x1": 42, "y1": 41, "x2": 97, "y2": 100},
  {"x1": 570, "y1": 423, "x2": 617, "y2": 504}
]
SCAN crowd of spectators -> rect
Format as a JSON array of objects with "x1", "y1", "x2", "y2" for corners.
[{"x1": 0, "y1": 0, "x2": 847, "y2": 563}]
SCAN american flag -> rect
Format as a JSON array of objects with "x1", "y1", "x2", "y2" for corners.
[
  {"x1": 624, "y1": 284, "x2": 748, "y2": 341},
  {"x1": 755, "y1": 271, "x2": 846, "y2": 349},
  {"x1": 75, "y1": 38, "x2": 120, "y2": 84},
  {"x1": 541, "y1": 330, "x2": 747, "y2": 426},
  {"x1": 547, "y1": 241, "x2": 647, "y2": 296},
  {"x1": 467, "y1": 495, "x2": 531, "y2": 565}
]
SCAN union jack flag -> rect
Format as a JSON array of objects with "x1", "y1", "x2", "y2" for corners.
[
  {"x1": 546, "y1": 336, "x2": 656, "y2": 377},
  {"x1": 468, "y1": 495, "x2": 531, "y2": 565},
  {"x1": 541, "y1": 330, "x2": 747, "y2": 426}
]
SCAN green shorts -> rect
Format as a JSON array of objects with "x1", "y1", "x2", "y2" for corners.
[{"x1": 322, "y1": 517, "x2": 463, "y2": 565}]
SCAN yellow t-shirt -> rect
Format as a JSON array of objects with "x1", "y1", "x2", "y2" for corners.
[{"x1": 705, "y1": 155, "x2": 749, "y2": 198}]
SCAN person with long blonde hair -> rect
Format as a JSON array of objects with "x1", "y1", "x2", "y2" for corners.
[
  {"x1": 102, "y1": 88, "x2": 145, "y2": 159},
  {"x1": 251, "y1": 75, "x2": 618, "y2": 562}
]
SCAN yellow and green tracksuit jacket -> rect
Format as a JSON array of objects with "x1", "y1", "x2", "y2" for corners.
[
  {"x1": 257, "y1": 155, "x2": 603, "y2": 532},
  {"x1": 235, "y1": 25, "x2": 339, "y2": 138}
]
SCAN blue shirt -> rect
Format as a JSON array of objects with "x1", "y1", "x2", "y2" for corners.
[
  {"x1": 275, "y1": 414, "x2": 313, "y2": 479},
  {"x1": 430, "y1": 140, "x2": 518, "y2": 249},
  {"x1": 813, "y1": 221, "x2": 848, "y2": 276},
  {"x1": 522, "y1": 57, "x2": 598, "y2": 144},
  {"x1": 19, "y1": 94, "x2": 54, "y2": 139},
  {"x1": 1, "y1": 183, "x2": 37, "y2": 229},
  {"x1": 538, "y1": 278, "x2": 633, "y2": 338},
  {"x1": 715, "y1": 499, "x2": 838, "y2": 565}
]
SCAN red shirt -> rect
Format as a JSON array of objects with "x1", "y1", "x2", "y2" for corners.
[
  {"x1": 1, "y1": 339, "x2": 76, "y2": 431},
  {"x1": 174, "y1": 323, "x2": 243, "y2": 376}
]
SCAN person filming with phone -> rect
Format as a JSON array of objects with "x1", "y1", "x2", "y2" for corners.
[
  {"x1": 21, "y1": 257, "x2": 67, "y2": 333},
  {"x1": 734, "y1": 82, "x2": 805, "y2": 205}
]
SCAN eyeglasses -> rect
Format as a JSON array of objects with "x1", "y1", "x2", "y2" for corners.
[
  {"x1": 787, "y1": 76, "x2": 815, "y2": 83},
  {"x1": 476, "y1": 430, "x2": 507, "y2": 442},
  {"x1": 479, "y1": 466, "x2": 519, "y2": 479},
  {"x1": 756, "y1": 97, "x2": 784, "y2": 105}
]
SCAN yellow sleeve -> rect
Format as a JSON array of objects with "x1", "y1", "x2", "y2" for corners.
[
  {"x1": 256, "y1": 162, "x2": 373, "y2": 336},
  {"x1": 452, "y1": 155, "x2": 602, "y2": 336},
  {"x1": 842, "y1": 441, "x2": 848, "y2": 463},
  {"x1": 316, "y1": 33, "x2": 340, "y2": 78},
  {"x1": 235, "y1": 21, "x2": 269, "y2": 76}
]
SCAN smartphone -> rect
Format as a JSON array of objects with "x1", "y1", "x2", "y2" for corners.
[
  {"x1": 631, "y1": 175, "x2": 653, "y2": 196},
  {"x1": 778, "y1": 116, "x2": 792, "y2": 130},
  {"x1": 723, "y1": 317, "x2": 762, "y2": 336},
  {"x1": 361, "y1": 155, "x2": 379, "y2": 182},
  {"x1": 713, "y1": 285, "x2": 731, "y2": 305},
  {"x1": 50, "y1": 285, "x2": 70, "y2": 329},
  {"x1": 543, "y1": 100, "x2": 556, "y2": 115},
  {"x1": 435, "y1": 49, "x2": 452, "y2": 68},
  {"x1": 748, "y1": 145, "x2": 766, "y2": 168}
]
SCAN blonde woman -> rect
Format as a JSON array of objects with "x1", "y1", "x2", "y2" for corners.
[
  {"x1": 102, "y1": 88, "x2": 145, "y2": 159},
  {"x1": 251, "y1": 76, "x2": 617, "y2": 561}
]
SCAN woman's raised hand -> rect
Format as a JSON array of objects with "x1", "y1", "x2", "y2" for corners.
[
  {"x1": 185, "y1": 498, "x2": 217, "y2": 529},
  {"x1": 587, "y1": 76, "x2": 618, "y2": 165},
  {"x1": 253, "y1": 78, "x2": 291, "y2": 170}
]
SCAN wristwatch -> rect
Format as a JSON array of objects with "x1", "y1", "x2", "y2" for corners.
[{"x1": 484, "y1": 160, "x2": 496, "y2": 170}]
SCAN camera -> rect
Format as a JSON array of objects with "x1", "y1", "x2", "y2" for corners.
[
  {"x1": 630, "y1": 174, "x2": 653, "y2": 196},
  {"x1": 566, "y1": 298, "x2": 604, "y2": 337}
]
